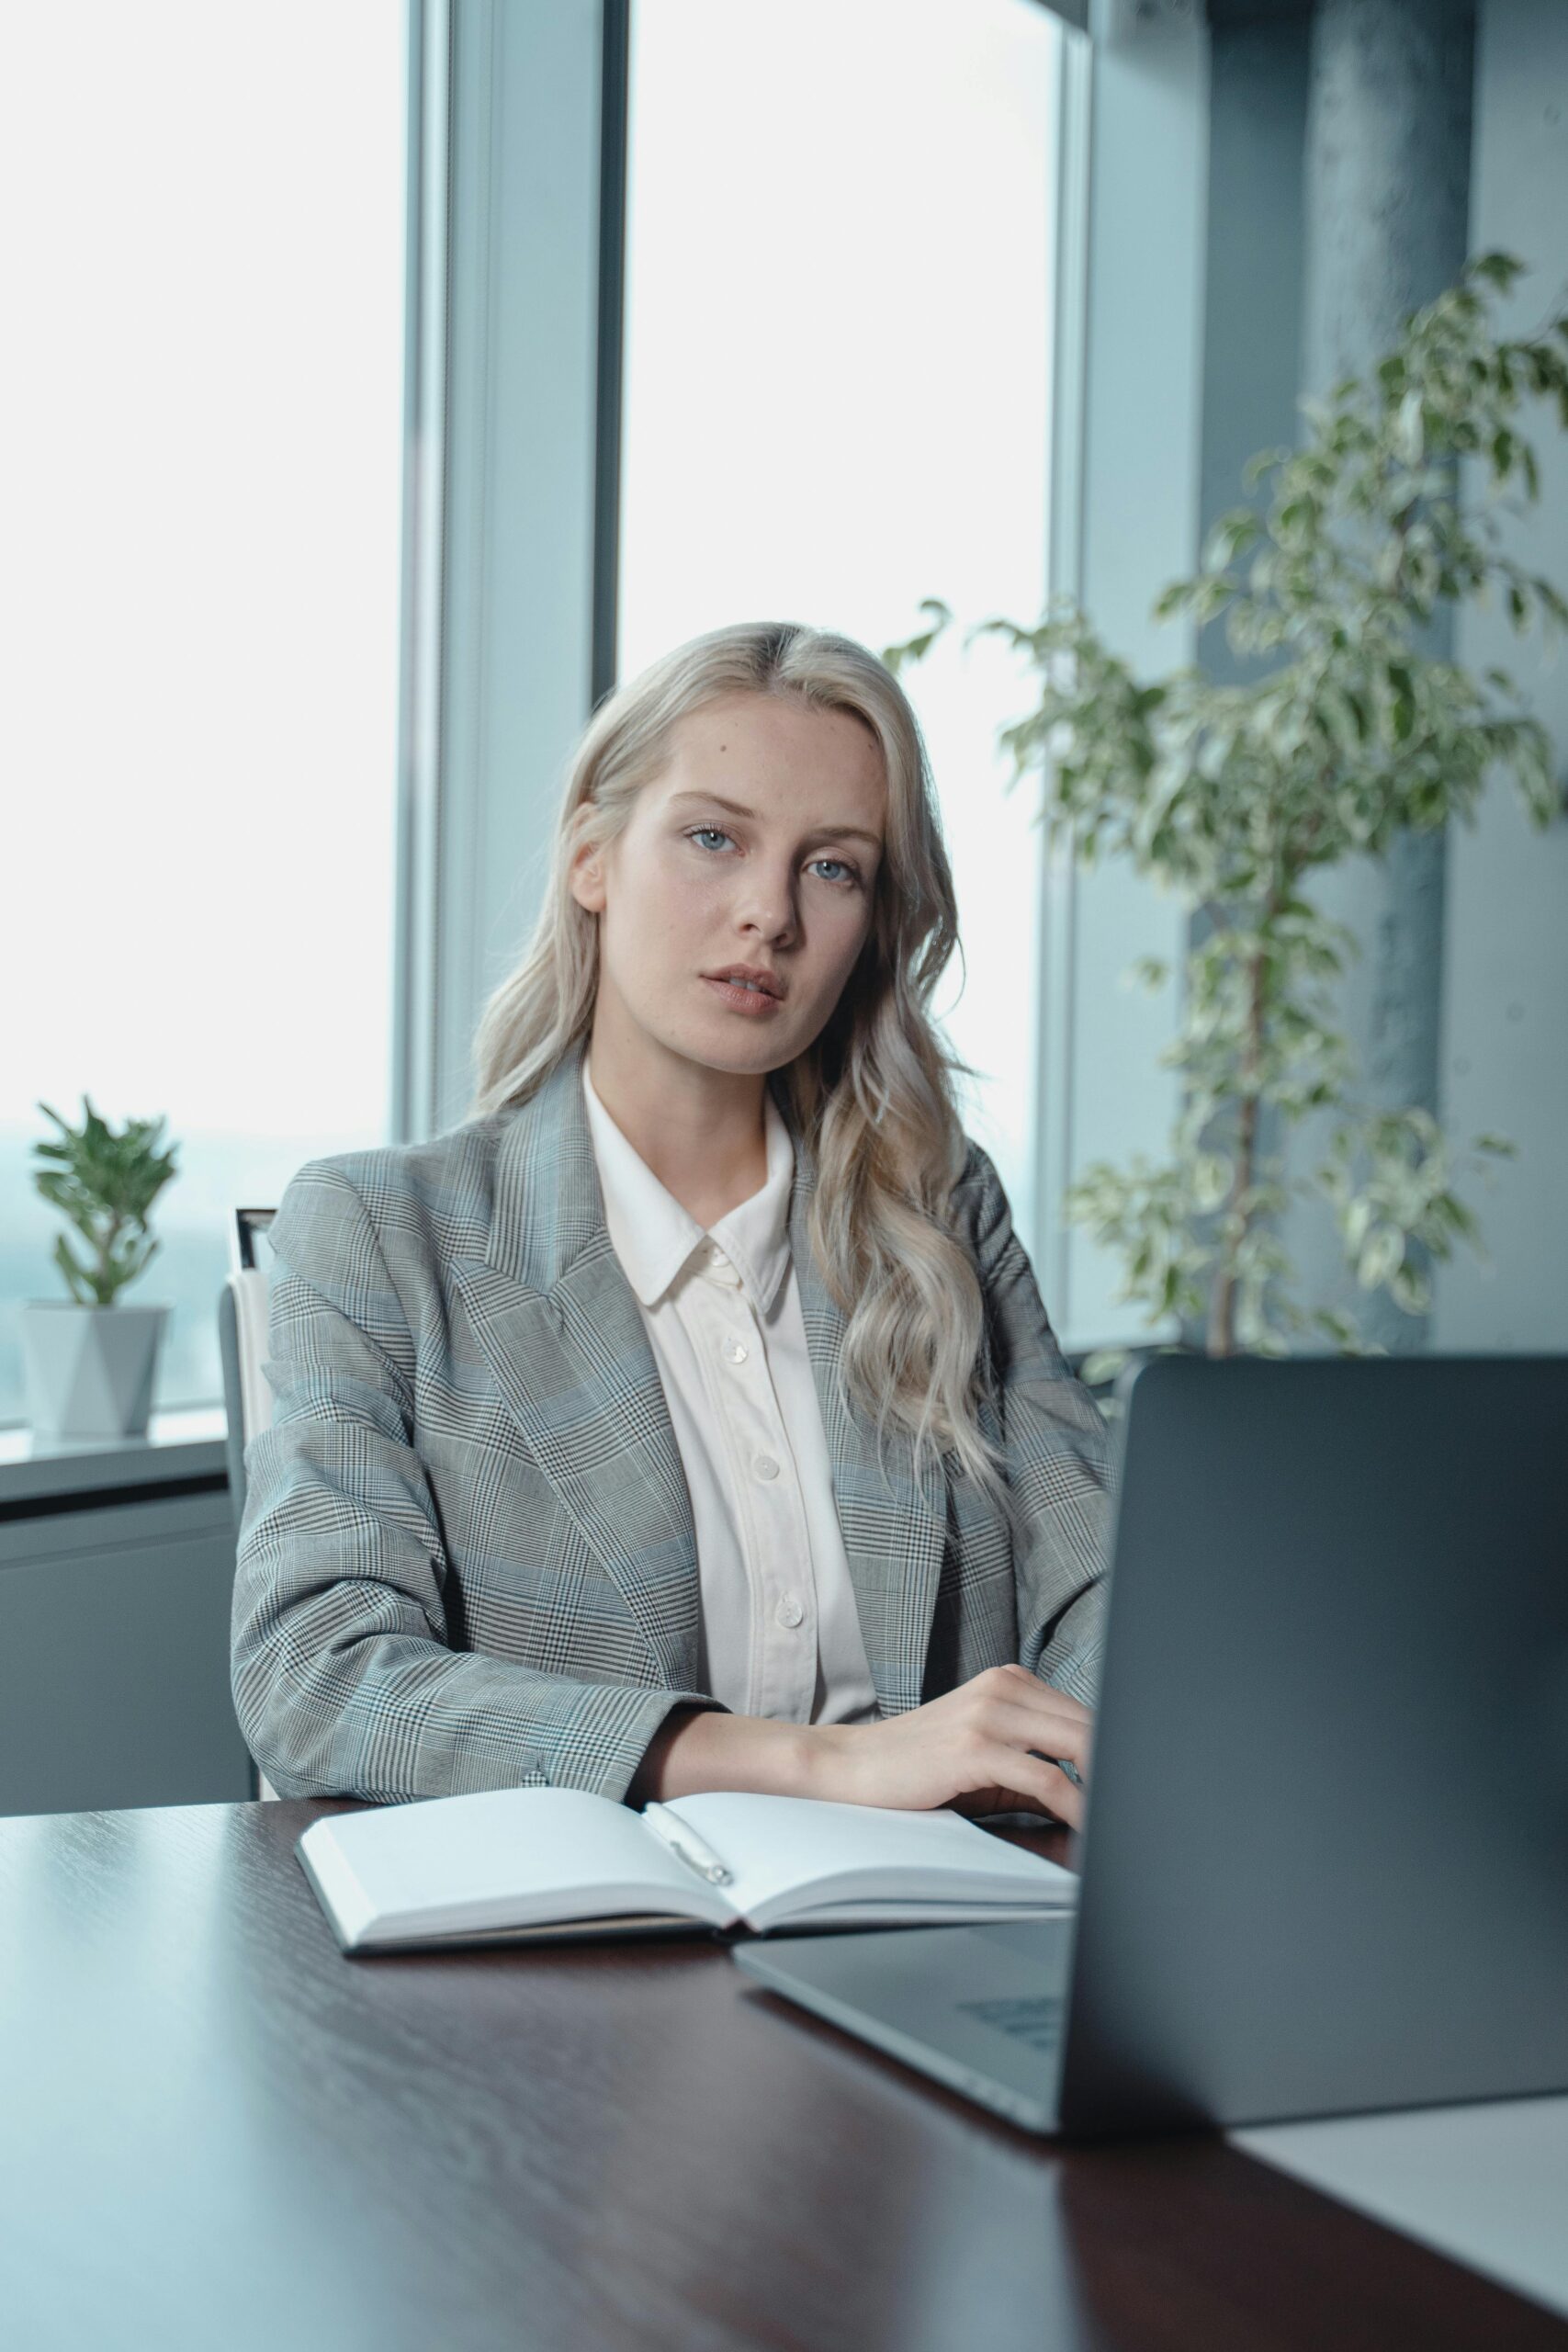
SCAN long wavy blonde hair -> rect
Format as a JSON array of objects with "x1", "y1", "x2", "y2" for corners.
[{"x1": 471, "y1": 620, "x2": 1004, "y2": 1492}]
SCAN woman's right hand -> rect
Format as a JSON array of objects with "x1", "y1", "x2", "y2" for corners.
[
  {"x1": 635, "y1": 1666, "x2": 1092, "y2": 1827},
  {"x1": 808, "y1": 1665, "x2": 1092, "y2": 1828}
]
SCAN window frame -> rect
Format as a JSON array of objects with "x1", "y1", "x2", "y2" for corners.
[{"x1": 395, "y1": 0, "x2": 1195, "y2": 1363}]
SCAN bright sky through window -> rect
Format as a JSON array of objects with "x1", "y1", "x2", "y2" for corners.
[
  {"x1": 0, "y1": 2, "x2": 405, "y2": 1419},
  {"x1": 619, "y1": 0, "x2": 1060, "y2": 1235}
]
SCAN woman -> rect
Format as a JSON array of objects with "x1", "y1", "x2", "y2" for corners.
[{"x1": 231, "y1": 622, "x2": 1111, "y2": 1825}]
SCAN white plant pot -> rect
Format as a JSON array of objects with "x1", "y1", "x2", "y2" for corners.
[{"x1": 19, "y1": 1302, "x2": 169, "y2": 1440}]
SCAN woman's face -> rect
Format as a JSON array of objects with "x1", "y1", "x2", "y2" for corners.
[{"x1": 570, "y1": 690, "x2": 887, "y2": 1081}]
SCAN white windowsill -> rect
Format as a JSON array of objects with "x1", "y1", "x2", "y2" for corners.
[{"x1": 0, "y1": 1407, "x2": 230, "y2": 1510}]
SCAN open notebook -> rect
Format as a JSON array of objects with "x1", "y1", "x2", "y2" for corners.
[{"x1": 298, "y1": 1787, "x2": 1078, "y2": 1953}]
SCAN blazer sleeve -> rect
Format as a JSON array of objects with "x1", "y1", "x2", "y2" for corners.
[
  {"x1": 230, "y1": 1159, "x2": 721, "y2": 1804},
  {"x1": 956, "y1": 1141, "x2": 1115, "y2": 1706}
]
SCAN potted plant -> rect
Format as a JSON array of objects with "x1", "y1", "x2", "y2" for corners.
[
  {"x1": 889, "y1": 252, "x2": 1567, "y2": 1369},
  {"x1": 21, "y1": 1097, "x2": 180, "y2": 1439}
]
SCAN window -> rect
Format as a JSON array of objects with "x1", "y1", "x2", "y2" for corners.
[
  {"x1": 618, "y1": 0, "x2": 1062, "y2": 1240},
  {"x1": 0, "y1": 1, "x2": 408, "y2": 1422}
]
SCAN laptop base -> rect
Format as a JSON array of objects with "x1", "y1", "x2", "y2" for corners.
[{"x1": 733, "y1": 1917, "x2": 1074, "y2": 2134}]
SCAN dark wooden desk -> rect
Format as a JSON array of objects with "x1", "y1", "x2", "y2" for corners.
[{"x1": 1, "y1": 1800, "x2": 1561, "y2": 2352}]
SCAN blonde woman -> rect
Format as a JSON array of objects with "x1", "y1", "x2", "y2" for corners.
[{"x1": 232, "y1": 623, "x2": 1111, "y2": 1825}]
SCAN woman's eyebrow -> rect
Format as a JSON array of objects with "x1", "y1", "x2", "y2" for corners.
[{"x1": 667, "y1": 788, "x2": 882, "y2": 849}]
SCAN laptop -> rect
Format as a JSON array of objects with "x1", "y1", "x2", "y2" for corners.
[{"x1": 733, "y1": 1355, "x2": 1568, "y2": 2135}]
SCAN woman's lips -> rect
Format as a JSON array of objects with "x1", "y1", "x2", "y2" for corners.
[{"x1": 702, "y1": 975, "x2": 784, "y2": 1017}]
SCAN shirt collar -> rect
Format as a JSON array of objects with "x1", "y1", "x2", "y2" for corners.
[{"x1": 581, "y1": 1060, "x2": 795, "y2": 1315}]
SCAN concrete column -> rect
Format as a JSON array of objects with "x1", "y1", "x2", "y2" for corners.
[{"x1": 1290, "y1": 0, "x2": 1476, "y2": 1350}]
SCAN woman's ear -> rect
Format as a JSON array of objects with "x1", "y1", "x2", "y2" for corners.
[{"x1": 567, "y1": 819, "x2": 608, "y2": 915}]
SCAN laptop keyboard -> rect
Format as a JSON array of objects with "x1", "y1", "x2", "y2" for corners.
[{"x1": 953, "y1": 1995, "x2": 1065, "y2": 2053}]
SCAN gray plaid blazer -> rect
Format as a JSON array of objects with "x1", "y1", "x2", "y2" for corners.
[{"x1": 231, "y1": 1045, "x2": 1112, "y2": 1804}]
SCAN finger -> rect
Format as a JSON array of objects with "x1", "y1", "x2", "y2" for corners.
[
  {"x1": 977, "y1": 1745, "x2": 1084, "y2": 1830},
  {"x1": 998, "y1": 1665, "x2": 1093, "y2": 1727},
  {"x1": 984, "y1": 1694, "x2": 1095, "y2": 1774}
]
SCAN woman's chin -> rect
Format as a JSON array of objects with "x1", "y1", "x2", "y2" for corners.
[{"x1": 659, "y1": 1016, "x2": 796, "y2": 1079}]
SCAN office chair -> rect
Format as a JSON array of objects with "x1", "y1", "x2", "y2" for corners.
[{"x1": 218, "y1": 1206, "x2": 277, "y2": 1800}]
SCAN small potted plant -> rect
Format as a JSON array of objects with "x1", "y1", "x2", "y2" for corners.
[{"x1": 21, "y1": 1097, "x2": 180, "y2": 1440}]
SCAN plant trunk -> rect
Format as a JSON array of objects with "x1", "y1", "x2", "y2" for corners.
[{"x1": 1208, "y1": 943, "x2": 1268, "y2": 1357}]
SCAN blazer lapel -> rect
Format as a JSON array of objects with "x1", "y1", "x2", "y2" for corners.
[
  {"x1": 451, "y1": 1049, "x2": 702, "y2": 1689},
  {"x1": 784, "y1": 1120, "x2": 949, "y2": 1718}
]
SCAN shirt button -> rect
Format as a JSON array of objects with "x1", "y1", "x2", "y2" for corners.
[
  {"x1": 723, "y1": 1338, "x2": 749, "y2": 1365},
  {"x1": 753, "y1": 1453, "x2": 780, "y2": 1481},
  {"x1": 775, "y1": 1593, "x2": 805, "y2": 1629}
]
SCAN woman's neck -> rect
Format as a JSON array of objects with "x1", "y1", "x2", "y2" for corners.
[{"x1": 585, "y1": 1021, "x2": 772, "y2": 1229}]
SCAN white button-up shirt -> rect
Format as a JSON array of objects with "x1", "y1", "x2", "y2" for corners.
[{"x1": 581, "y1": 1061, "x2": 879, "y2": 1727}]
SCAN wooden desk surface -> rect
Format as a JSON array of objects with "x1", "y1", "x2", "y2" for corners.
[{"x1": 0, "y1": 1799, "x2": 1562, "y2": 2352}]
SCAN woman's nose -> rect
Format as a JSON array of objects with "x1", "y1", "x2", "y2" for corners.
[{"x1": 735, "y1": 867, "x2": 797, "y2": 944}]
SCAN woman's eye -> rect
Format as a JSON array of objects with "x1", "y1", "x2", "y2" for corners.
[{"x1": 684, "y1": 829, "x2": 859, "y2": 887}]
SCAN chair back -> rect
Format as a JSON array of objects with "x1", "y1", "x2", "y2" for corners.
[{"x1": 218, "y1": 1206, "x2": 278, "y2": 1798}]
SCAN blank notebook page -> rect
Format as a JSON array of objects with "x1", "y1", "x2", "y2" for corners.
[
  {"x1": 664, "y1": 1792, "x2": 1077, "y2": 1919},
  {"x1": 312, "y1": 1788, "x2": 698, "y2": 1932}
]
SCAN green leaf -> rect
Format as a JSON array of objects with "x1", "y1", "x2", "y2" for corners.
[
  {"x1": 1468, "y1": 251, "x2": 1524, "y2": 291},
  {"x1": 1357, "y1": 1227, "x2": 1404, "y2": 1290},
  {"x1": 1396, "y1": 389, "x2": 1425, "y2": 463}
]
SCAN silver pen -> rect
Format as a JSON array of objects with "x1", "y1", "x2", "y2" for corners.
[{"x1": 641, "y1": 1802, "x2": 734, "y2": 1886}]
